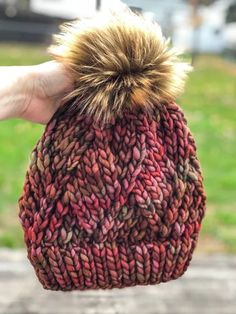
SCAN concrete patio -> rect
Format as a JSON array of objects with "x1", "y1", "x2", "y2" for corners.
[{"x1": 0, "y1": 249, "x2": 235, "y2": 314}]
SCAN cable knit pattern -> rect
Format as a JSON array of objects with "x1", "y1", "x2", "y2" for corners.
[{"x1": 18, "y1": 102, "x2": 206, "y2": 291}]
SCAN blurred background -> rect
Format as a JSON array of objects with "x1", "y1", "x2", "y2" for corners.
[{"x1": 0, "y1": 1, "x2": 235, "y2": 313}]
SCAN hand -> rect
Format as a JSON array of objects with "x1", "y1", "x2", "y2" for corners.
[
  {"x1": 0, "y1": 61, "x2": 75, "y2": 124},
  {"x1": 20, "y1": 61, "x2": 75, "y2": 124}
]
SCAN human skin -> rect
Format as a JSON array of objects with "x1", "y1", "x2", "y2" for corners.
[{"x1": 0, "y1": 61, "x2": 74, "y2": 124}]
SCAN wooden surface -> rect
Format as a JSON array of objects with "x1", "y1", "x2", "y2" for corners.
[{"x1": 0, "y1": 249, "x2": 236, "y2": 314}]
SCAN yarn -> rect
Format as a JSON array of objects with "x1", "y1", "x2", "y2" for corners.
[{"x1": 18, "y1": 11, "x2": 206, "y2": 291}]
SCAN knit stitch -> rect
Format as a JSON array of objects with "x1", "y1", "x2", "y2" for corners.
[{"x1": 18, "y1": 10, "x2": 206, "y2": 291}]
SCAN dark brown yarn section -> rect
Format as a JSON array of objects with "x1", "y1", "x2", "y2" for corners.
[{"x1": 18, "y1": 102, "x2": 206, "y2": 291}]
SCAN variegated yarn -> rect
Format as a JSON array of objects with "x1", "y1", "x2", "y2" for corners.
[{"x1": 18, "y1": 10, "x2": 206, "y2": 291}]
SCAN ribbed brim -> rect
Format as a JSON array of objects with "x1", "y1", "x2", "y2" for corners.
[{"x1": 27, "y1": 235, "x2": 198, "y2": 291}]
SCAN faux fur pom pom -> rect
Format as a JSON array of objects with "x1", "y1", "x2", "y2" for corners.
[{"x1": 49, "y1": 10, "x2": 192, "y2": 123}]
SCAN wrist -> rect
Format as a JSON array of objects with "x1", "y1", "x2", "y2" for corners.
[
  {"x1": 16, "y1": 65, "x2": 39, "y2": 119},
  {"x1": 0, "y1": 65, "x2": 37, "y2": 120}
]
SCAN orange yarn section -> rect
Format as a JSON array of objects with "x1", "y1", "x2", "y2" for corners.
[{"x1": 18, "y1": 102, "x2": 206, "y2": 291}]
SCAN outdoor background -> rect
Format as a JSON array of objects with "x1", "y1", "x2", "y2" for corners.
[
  {"x1": 0, "y1": 0, "x2": 235, "y2": 254},
  {"x1": 0, "y1": 1, "x2": 236, "y2": 313}
]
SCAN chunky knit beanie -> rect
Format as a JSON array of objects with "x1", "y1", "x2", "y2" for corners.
[{"x1": 18, "y1": 11, "x2": 206, "y2": 291}]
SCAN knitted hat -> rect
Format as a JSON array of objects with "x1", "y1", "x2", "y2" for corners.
[{"x1": 18, "y1": 11, "x2": 206, "y2": 291}]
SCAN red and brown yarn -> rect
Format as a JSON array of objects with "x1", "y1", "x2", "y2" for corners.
[{"x1": 18, "y1": 11, "x2": 206, "y2": 291}]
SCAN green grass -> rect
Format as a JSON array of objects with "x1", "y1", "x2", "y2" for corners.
[
  {"x1": 0, "y1": 44, "x2": 236, "y2": 251},
  {"x1": 0, "y1": 43, "x2": 48, "y2": 65},
  {"x1": 180, "y1": 56, "x2": 236, "y2": 252},
  {"x1": 0, "y1": 44, "x2": 47, "y2": 247}
]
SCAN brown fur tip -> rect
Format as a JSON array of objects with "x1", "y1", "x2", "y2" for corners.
[{"x1": 49, "y1": 10, "x2": 192, "y2": 123}]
